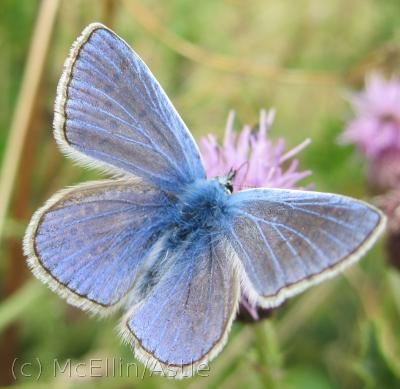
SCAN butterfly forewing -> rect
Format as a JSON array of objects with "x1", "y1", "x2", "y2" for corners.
[
  {"x1": 55, "y1": 24, "x2": 205, "y2": 193},
  {"x1": 120, "y1": 233, "x2": 240, "y2": 376},
  {"x1": 24, "y1": 178, "x2": 173, "y2": 315},
  {"x1": 224, "y1": 188, "x2": 385, "y2": 307}
]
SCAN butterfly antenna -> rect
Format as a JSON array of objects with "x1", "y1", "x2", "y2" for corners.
[
  {"x1": 231, "y1": 161, "x2": 255, "y2": 191},
  {"x1": 236, "y1": 160, "x2": 249, "y2": 182},
  {"x1": 232, "y1": 183, "x2": 256, "y2": 190},
  {"x1": 238, "y1": 160, "x2": 249, "y2": 174}
]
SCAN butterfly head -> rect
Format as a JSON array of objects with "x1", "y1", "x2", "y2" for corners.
[
  {"x1": 215, "y1": 163, "x2": 248, "y2": 194},
  {"x1": 215, "y1": 169, "x2": 236, "y2": 194}
]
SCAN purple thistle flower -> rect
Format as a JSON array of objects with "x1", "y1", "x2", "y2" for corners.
[
  {"x1": 340, "y1": 73, "x2": 400, "y2": 159},
  {"x1": 341, "y1": 73, "x2": 400, "y2": 268},
  {"x1": 340, "y1": 73, "x2": 400, "y2": 192},
  {"x1": 200, "y1": 109, "x2": 313, "y2": 321},
  {"x1": 200, "y1": 109, "x2": 313, "y2": 192}
]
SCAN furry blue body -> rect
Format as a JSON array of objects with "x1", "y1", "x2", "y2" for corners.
[
  {"x1": 169, "y1": 179, "x2": 229, "y2": 247},
  {"x1": 134, "y1": 178, "x2": 231, "y2": 301}
]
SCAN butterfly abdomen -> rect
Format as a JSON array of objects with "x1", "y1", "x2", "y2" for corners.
[{"x1": 129, "y1": 180, "x2": 230, "y2": 304}]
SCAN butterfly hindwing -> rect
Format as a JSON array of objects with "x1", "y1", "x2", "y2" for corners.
[
  {"x1": 224, "y1": 188, "x2": 385, "y2": 308},
  {"x1": 23, "y1": 178, "x2": 173, "y2": 315},
  {"x1": 120, "y1": 233, "x2": 240, "y2": 377},
  {"x1": 55, "y1": 23, "x2": 205, "y2": 193}
]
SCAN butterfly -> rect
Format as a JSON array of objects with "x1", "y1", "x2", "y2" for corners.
[{"x1": 23, "y1": 23, "x2": 386, "y2": 378}]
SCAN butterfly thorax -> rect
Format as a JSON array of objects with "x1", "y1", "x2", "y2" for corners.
[{"x1": 169, "y1": 179, "x2": 230, "y2": 246}]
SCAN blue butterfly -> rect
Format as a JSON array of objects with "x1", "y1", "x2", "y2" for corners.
[{"x1": 23, "y1": 23, "x2": 386, "y2": 378}]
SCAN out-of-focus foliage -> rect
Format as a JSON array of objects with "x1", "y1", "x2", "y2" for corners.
[{"x1": 1, "y1": 0, "x2": 400, "y2": 388}]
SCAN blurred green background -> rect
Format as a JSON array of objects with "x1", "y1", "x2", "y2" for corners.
[{"x1": 1, "y1": 0, "x2": 400, "y2": 388}]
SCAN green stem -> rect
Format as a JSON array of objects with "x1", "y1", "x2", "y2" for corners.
[{"x1": 252, "y1": 320, "x2": 283, "y2": 388}]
